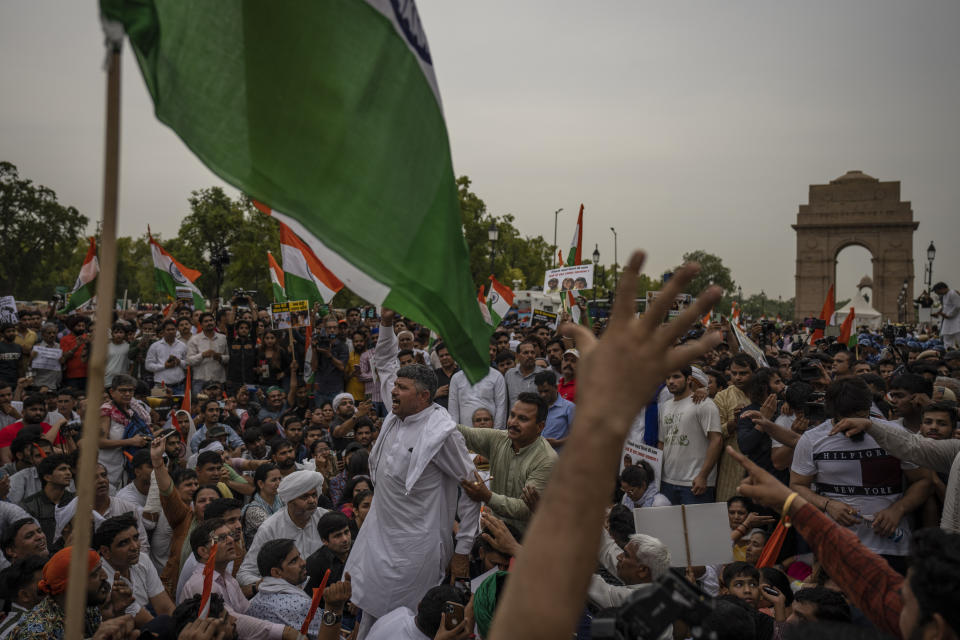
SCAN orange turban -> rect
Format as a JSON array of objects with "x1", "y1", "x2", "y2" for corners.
[{"x1": 38, "y1": 547, "x2": 100, "y2": 596}]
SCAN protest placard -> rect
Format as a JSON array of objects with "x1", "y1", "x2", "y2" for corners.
[
  {"x1": 543, "y1": 264, "x2": 593, "y2": 293},
  {"x1": 271, "y1": 300, "x2": 311, "y2": 329},
  {"x1": 633, "y1": 503, "x2": 733, "y2": 568},
  {"x1": 0, "y1": 297, "x2": 16, "y2": 324},
  {"x1": 644, "y1": 291, "x2": 692, "y2": 319},
  {"x1": 532, "y1": 308, "x2": 558, "y2": 329}
]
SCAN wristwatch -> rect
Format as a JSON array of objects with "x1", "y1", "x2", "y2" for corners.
[{"x1": 321, "y1": 610, "x2": 342, "y2": 626}]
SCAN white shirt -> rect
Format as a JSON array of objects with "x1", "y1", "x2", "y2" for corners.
[
  {"x1": 366, "y1": 607, "x2": 428, "y2": 640},
  {"x1": 101, "y1": 552, "x2": 166, "y2": 617},
  {"x1": 145, "y1": 338, "x2": 188, "y2": 385},
  {"x1": 791, "y1": 419, "x2": 916, "y2": 556},
  {"x1": 105, "y1": 341, "x2": 131, "y2": 386},
  {"x1": 345, "y1": 328, "x2": 481, "y2": 619},
  {"x1": 941, "y1": 288, "x2": 960, "y2": 335},
  {"x1": 98, "y1": 496, "x2": 152, "y2": 557},
  {"x1": 237, "y1": 506, "x2": 328, "y2": 586},
  {"x1": 447, "y1": 367, "x2": 508, "y2": 429},
  {"x1": 149, "y1": 512, "x2": 173, "y2": 575},
  {"x1": 185, "y1": 331, "x2": 229, "y2": 382},
  {"x1": 116, "y1": 482, "x2": 147, "y2": 507},
  {"x1": 176, "y1": 553, "x2": 234, "y2": 603},
  {"x1": 7, "y1": 467, "x2": 42, "y2": 505},
  {"x1": 658, "y1": 395, "x2": 722, "y2": 486}
]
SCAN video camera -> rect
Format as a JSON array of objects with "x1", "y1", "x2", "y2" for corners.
[
  {"x1": 232, "y1": 289, "x2": 257, "y2": 302},
  {"x1": 591, "y1": 570, "x2": 717, "y2": 640}
]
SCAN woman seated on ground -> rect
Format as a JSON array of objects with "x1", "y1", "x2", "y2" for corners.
[
  {"x1": 352, "y1": 489, "x2": 373, "y2": 532},
  {"x1": 241, "y1": 462, "x2": 283, "y2": 546},
  {"x1": 338, "y1": 475, "x2": 373, "y2": 519},
  {"x1": 619, "y1": 461, "x2": 670, "y2": 509}
]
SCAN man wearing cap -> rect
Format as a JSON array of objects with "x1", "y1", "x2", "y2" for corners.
[
  {"x1": 189, "y1": 399, "x2": 243, "y2": 454},
  {"x1": 9, "y1": 546, "x2": 119, "y2": 640},
  {"x1": 346, "y1": 309, "x2": 480, "y2": 638},
  {"x1": 557, "y1": 349, "x2": 579, "y2": 402},
  {"x1": 237, "y1": 469, "x2": 328, "y2": 587},
  {"x1": 330, "y1": 392, "x2": 373, "y2": 452},
  {"x1": 933, "y1": 282, "x2": 960, "y2": 349}
]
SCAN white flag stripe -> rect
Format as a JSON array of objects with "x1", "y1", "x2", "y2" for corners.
[{"x1": 272, "y1": 209, "x2": 390, "y2": 305}]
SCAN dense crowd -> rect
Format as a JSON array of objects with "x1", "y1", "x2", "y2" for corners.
[{"x1": 0, "y1": 274, "x2": 957, "y2": 640}]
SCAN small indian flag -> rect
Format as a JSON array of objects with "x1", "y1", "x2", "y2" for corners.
[
  {"x1": 258, "y1": 204, "x2": 343, "y2": 305},
  {"x1": 63, "y1": 237, "x2": 99, "y2": 312},
  {"x1": 566, "y1": 204, "x2": 583, "y2": 266},
  {"x1": 267, "y1": 251, "x2": 287, "y2": 303},
  {"x1": 149, "y1": 232, "x2": 206, "y2": 310},
  {"x1": 478, "y1": 285, "x2": 493, "y2": 326},
  {"x1": 486, "y1": 276, "x2": 514, "y2": 325},
  {"x1": 198, "y1": 542, "x2": 218, "y2": 618}
]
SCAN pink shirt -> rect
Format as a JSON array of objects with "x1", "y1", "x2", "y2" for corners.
[{"x1": 180, "y1": 565, "x2": 285, "y2": 640}]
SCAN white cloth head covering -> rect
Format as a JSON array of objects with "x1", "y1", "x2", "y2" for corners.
[
  {"x1": 199, "y1": 441, "x2": 225, "y2": 455},
  {"x1": 277, "y1": 470, "x2": 325, "y2": 503},
  {"x1": 54, "y1": 497, "x2": 106, "y2": 544},
  {"x1": 690, "y1": 367, "x2": 709, "y2": 388},
  {"x1": 332, "y1": 392, "x2": 355, "y2": 412}
]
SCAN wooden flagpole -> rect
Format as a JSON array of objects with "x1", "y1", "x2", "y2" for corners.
[{"x1": 63, "y1": 42, "x2": 122, "y2": 639}]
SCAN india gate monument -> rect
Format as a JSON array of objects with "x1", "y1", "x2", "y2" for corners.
[{"x1": 793, "y1": 170, "x2": 918, "y2": 323}]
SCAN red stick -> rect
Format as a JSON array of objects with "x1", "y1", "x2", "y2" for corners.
[{"x1": 300, "y1": 568, "x2": 331, "y2": 634}]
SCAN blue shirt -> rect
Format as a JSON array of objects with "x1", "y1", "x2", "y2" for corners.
[
  {"x1": 542, "y1": 394, "x2": 575, "y2": 441},
  {"x1": 189, "y1": 422, "x2": 244, "y2": 453}
]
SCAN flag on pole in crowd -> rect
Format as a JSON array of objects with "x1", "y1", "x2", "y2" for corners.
[
  {"x1": 181, "y1": 367, "x2": 191, "y2": 415},
  {"x1": 731, "y1": 303, "x2": 741, "y2": 328},
  {"x1": 565, "y1": 204, "x2": 583, "y2": 266},
  {"x1": 810, "y1": 284, "x2": 835, "y2": 343},
  {"x1": 732, "y1": 322, "x2": 769, "y2": 367},
  {"x1": 197, "y1": 542, "x2": 218, "y2": 617},
  {"x1": 102, "y1": 0, "x2": 496, "y2": 383},
  {"x1": 702, "y1": 311, "x2": 712, "y2": 327},
  {"x1": 557, "y1": 250, "x2": 563, "y2": 267},
  {"x1": 776, "y1": 313, "x2": 782, "y2": 324},
  {"x1": 838, "y1": 307, "x2": 856, "y2": 347},
  {"x1": 63, "y1": 237, "x2": 100, "y2": 312},
  {"x1": 478, "y1": 285, "x2": 493, "y2": 326},
  {"x1": 486, "y1": 276, "x2": 514, "y2": 326},
  {"x1": 148, "y1": 231, "x2": 206, "y2": 310},
  {"x1": 303, "y1": 328, "x2": 315, "y2": 383},
  {"x1": 267, "y1": 251, "x2": 287, "y2": 303},
  {"x1": 263, "y1": 211, "x2": 344, "y2": 305}
]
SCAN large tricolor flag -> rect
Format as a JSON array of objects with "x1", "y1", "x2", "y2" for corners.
[
  {"x1": 566, "y1": 205, "x2": 584, "y2": 266},
  {"x1": 63, "y1": 237, "x2": 99, "y2": 312},
  {"x1": 810, "y1": 284, "x2": 835, "y2": 343},
  {"x1": 148, "y1": 232, "x2": 206, "y2": 310},
  {"x1": 102, "y1": 0, "x2": 495, "y2": 383},
  {"x1": 486, "y1": 276, "x2": 514, "y2": 326},
  {"x1": 267, "y1": 251, "x2": 287, "y2": 303},
  {"x1": 259, "y1": 208, "x2": 343, "y2": 305}
]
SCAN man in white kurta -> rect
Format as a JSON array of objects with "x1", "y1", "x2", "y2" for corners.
[
  {"x1": 346, "y1": 310, "x2": 480, "y2": 637},
  {"x1": 447, "y1": 367, "x2": 508, "y2": 429},
  {"x1": 237, "y1": 470, "x2": 328, "y2": 586},
  {"x1": 365, "y1": 606, "x2": 428, "y2": 640}
]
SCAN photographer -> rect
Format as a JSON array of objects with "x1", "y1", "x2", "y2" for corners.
[{"x1": 312, "y1": 315, "x2": 348, "y2": 405}]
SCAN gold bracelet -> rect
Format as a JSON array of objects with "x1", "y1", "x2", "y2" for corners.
[{"x1": 781, "y1": 492, "x2": 799, "y2": 519}]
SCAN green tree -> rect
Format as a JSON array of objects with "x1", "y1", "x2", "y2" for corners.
[
  {"x1": 457, "y1": 176, "x2": 553, "y2": 291},
  {"x1": 0, "y1": 162, "x2": 89, "y2": 299},
  {"x1": 676, "y1": 250, "x2": 736, "y2": 297},
  {"x1": 175, "y1": 189, "x2": 280, "y2": 305}
]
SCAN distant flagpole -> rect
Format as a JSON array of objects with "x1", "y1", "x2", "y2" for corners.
[{"x1": 64, "y1": 29, "x2": 123, "y2": 640}]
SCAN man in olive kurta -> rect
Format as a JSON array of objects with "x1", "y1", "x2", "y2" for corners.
[{"x1": 456, "y1": 391, "x2": 557, "y2": 533}]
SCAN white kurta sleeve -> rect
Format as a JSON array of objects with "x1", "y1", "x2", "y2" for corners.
[
  {"x1": 144, "y1": 342, "x2": 165, "y2": 374},
  {"x1": 448, "y1": 373, "x2": 463, "y2": 424},
  {"x1": 493, "y1": 372, "x2": 508, "y2": 429},
  {"x1": 373, "y1": 327, "x2": 399, "y2": 403},
  {"x1": 432, "y1": 430, "x2": 481, "y2": 555},
  {"x1": 237, "y1": 522, "x2": 269, "y2": 585}
]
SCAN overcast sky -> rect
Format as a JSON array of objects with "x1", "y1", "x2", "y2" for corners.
[{"x1": 2, "y1": 1, "x2": 958, "y2": 304}]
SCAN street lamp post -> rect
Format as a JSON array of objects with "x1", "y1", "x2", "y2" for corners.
[
  {"x1": 760, "y1": 290, "x2": 766, "y2": 317},
  {"x1": 553, "y1": 208, "x2": 564, "y2": 259},
  {"x1": 488, "y1": 219, "x2": 499, "y2": 276},
  {"x1": 900, "y1": 279, "x2": 909, "y2": 323},
  {"x1": 926, "y1": 241, "x2": 936, "y2": 292},
  {"x1": 610, "y1": 227, "x2": 618, "y2": 292},
  {"x1": 592, "y1": 244, "x2": 600, "y2": 317},
  {"x1": 737, "y1": 285, "x2": 742, "y2": 307}
]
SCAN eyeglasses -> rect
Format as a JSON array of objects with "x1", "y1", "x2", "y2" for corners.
[{"x1": 210, "y1": 534, "x2": 230, "y2": 544}]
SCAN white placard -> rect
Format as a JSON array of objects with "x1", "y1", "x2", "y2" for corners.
[
  {"x1": 543, "y1": 264, "x2": 594, "y2": 293},
  {"x1": 633, "y1": 503, "x2": 733, "y2": 567}
]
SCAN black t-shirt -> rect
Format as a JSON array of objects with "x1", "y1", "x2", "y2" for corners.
[
  {"x1": 433, "y1": 367, "x2": 459, "y2": 409},
  {"x1": 0, "y1": 341, "x2": 22, "y2": 385}
]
